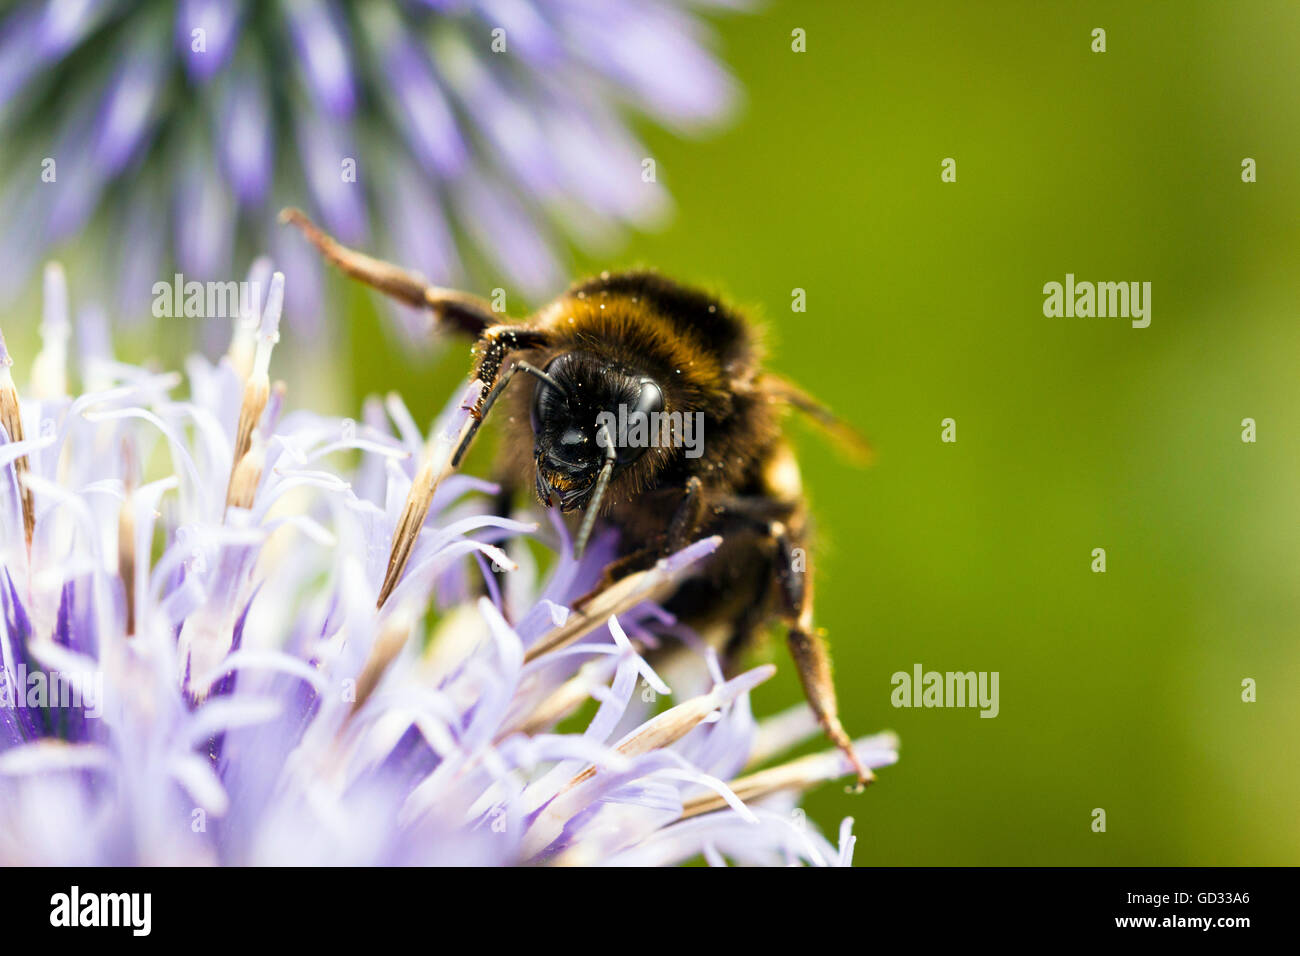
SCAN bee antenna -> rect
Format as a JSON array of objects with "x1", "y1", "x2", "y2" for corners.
[
  {"x1": 517, "y1": 363, "x2": 569, "y2": 402},
  {"x1": 573, "y1": 422, "x2": 617, "y2": 560}
]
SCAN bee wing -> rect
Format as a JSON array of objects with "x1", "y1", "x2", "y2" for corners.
[{"x1": 760, "y1": 374, "x2": 874, "y2": 466}]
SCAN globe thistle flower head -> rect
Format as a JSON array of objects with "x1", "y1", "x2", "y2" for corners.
[
  {"x1": 0, "y1": 0, "x2": 745, "y2": 336},
  {"x1": 0, "y1": 263, "x2": 897, "y2": 866}
]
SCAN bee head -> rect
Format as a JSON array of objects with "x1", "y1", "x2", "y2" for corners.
[{"x1": 529, "y1": 351, "x2": 664, "y2": 513}]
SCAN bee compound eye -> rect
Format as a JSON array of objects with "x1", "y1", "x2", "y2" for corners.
[
  {"x1": 530, "y1": 378, "x2": 558, "y2": 434},
  {"x1": 609, "y1": 378, "x2": 665, "y2": 465},
  {"x1": 530, "y1": 353, "x2": 579, "y2": 433},
  {"x1": 541, "y1": 353, "x2": 577, "y2": 378},
  {"x1": 633, "y1": 379, "x2": 664, "y2": 418}
]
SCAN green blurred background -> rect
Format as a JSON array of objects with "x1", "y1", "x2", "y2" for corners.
[
  {"x1": 7, "y1": 0, "x2": 1298, "y2": 864},
  {"x1": 349, "y1": 0, "x2": 1300, "y2": 863}
]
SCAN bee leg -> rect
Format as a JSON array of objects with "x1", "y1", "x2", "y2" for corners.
[
  {"x1": 573, "y1": 478, "x2": 705, "y2": 611},
  {"x1": 280, "y1": 207, "x2": 497, "y2": 337},
  {"x1": 451, "y1": 356, "x2": 559, "y2": 467},
  {"x1": 721, "y1": 595, "x2": 772, "y2": 677},
  {"x1": 666, "y1": 476, "x2": 704, "y2": 552},
  {"x1": 374, "y1": 335, "x2": 548, "y2": 610},
  {"x1": 489, "y1": 480, "x2": 519, "y2": 525},
  {"x1": 570, "y1": 548, "x2": 657, "y2": 612},
  {"x1": 771, "y1": 521, "x2": 872, "y2": 790}
]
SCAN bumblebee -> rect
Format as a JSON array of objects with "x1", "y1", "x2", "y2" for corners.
[{"x1": 282, "y1": 209, "x2": 871, "y2": 785}]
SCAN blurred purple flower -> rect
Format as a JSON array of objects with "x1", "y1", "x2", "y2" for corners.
[
  {"x1": 0, "y1": 263, "x2": 898, "y2": 866},
  {"x1": 0, "y1": 0, "x2": 743, "y2": 335}
]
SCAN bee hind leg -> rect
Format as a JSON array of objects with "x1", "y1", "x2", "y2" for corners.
[{"x1": 770, "y1": 521, "x2": 872, "y2": 790}]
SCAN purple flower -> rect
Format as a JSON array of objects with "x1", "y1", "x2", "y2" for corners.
[
  {"x1": 0, "y1": 0, "x2": 743, "y2": 336},
  {"x1": 0, "y1": 263, "x2": 897, "y2": 866}
]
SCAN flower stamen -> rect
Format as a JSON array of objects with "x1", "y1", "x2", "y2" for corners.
[
  {"x1": 376, "y1": 395, "x2": 478, "y2": 609},
  {"x1": 226, "y1": 437, "x2": 266, "y2": 511},
  {"x1": 0, "y1": 327, "x2": 34, "y2": 549},
  {"x1": 228, "y1": 257, "x2": 273, "y2": 381},
  {"x1": 682, "y1": 752, "x2": 869, "y2": 820},
  {"x1": 563, "y1": 665, "x2": 776, "y2": 791},
  {"x1": 522, "y1": 537, "x2": 721, "y2": 663},
  {"x1": 117, "y1": 477, "x2": 135, "y2": 638},
  {"x1": 31, "y1": 264, "x2": 69, "y2": 401},
  {"x1": 225, "y1": 272, "x2": 283, "y2": 515},
  {"x1": 350, "y1": 610, "x2": 414, "y2": 717}
]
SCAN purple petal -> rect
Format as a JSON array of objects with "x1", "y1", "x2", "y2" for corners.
[
  {"x1": 0, "y1": 570, "x2": 43, "y2": 741},
  {"x1": 0, "y1": 174, "x2": 46, "y2": 301},
  {"x1": 93, "y1": 54, "x2": 166, "y2": 177},
  {"x1": 270, "y1": 206, "x2": 325, "y2": 334},
  {"x1": 284, "y1": 0, "x2": 357, "y2": 117},
  {"x1": 440, "y1": 45, "x2": 556, "y2": 200},
  {"x1": 451, "y1": 170, "x2": 561, "y2": 300},
  {"x1": 173, "y1": 150, "x2": 235, "y2": 279},
  {"x1": 116, "y1": 189, "x2": 167, "y2": 323},
  {"x1": 35, "y1": 0, "x2": 110, "y2": 61},
  {"x1": 176, "y1": 0, "x2": 242, "y2": 81},
  {"x1": 556, "y1": 0, "x2": 738, "y2": 132},
  {"x1": 0, "y1": 6, "x2": 43, "y2": 110},
  {"x1": 0, "y1": 0, "x2": 111, "y2": 109},
  {"x1": 379, "y1": 155, "x2": 461, "y2": 287},
  {"x1": 477, "y1": 0, "x2": 562, "y2": 66},
  {"x1": 292, "y1": 111, "x2": 368, "y2": 244},
  {"x1": 217, "y1": 69, "x2": 274, "y2": 207},
  {"x1": 539, "y1": 81, "x2": 668, "y2": 227},
  {"x1": 46, "y1": 113, "x2": 106, "y2": 243},
  {"x1": 381, "y1": 33, "x2": 467, "y2": 178}
]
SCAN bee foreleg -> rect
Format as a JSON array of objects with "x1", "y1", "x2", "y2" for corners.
[
  {"x1": 452, "y1": 354, "x2": 556, "y2": 468},
  {"x1": 771, "y1": 522, "x2": 872, "y2": 790},
  {"x1": 574, "y1": 478, "x2": 705, "y2": 611},
  {"x1": 571, "y1": 547, "x2": 658, "y2": 612},
  {"x1": 666, "y1": 476, "x2": 704, "y2": 552},
  {"x1": 280, "y1": 207, "x2": 497, "y2": 337}
]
